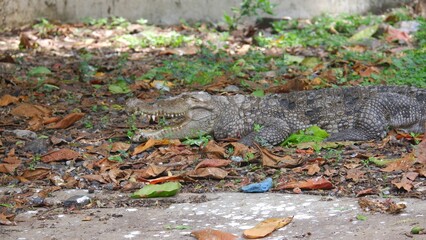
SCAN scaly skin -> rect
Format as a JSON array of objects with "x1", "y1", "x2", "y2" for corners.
[{"x1": 126, "y1": 86, "x2": 426, "y2": 145}]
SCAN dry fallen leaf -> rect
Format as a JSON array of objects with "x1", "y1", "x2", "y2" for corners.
[
  {"x1": 346, "y1": 168, "x2": 365, "y2": 182},
  {"x1": 11, "y1": 103, "x2": 51, "y2": 118},
  {"x1": 20, "y1": 168, "x2": 51, "y2": 181},
  {"x1": 0, "y1": 94, "x2": 19, "y2": 106},
  {"x1": 0, "y1": 213, "x2": 17, "y2": 226},
  {"x1": 415, "y1": 134, "x2": 426, "y2": 165},
  {"x1": 41, "y1": 149, "x2": 80, "y2": 163},
  {"x1": 133, "y1": 164, "x2": 168, "y2": 179},
  {"x1": 256, "y1": 144, "x2": 303, "y2": 168},
  {"x1": 80, "y1": 174, "x2": 108, "y2": 184},
  {"x1": 203, "y1": 140, "x2": 226, "y2": 159},
  {"x1": 191, "y1": 228, "x2": 237, "y2": 240},
  {"x1": 356, "y1": 188, "x2": 377, "y2": 197},
  {"x1": 132, "y1": 139, "x2": 181, "y2": 155},
  {"x1": 188, "y1": 167, "x2": 229, "y2": 179},
  {"x1": 141, "y1": 175, "x2": 191, "y2": 184},
  {"x1": 195, "y1": 159, "x2": 232, "y2": 169},
  {"x1": 381, "y1": 153, "x2": 415, "y2": 172},
  {"x1": 275, "y1": 177, "x2": 333, "y2": 190},
  {"x1": 111, "y1": 142, "x2": 131, "y2": 152},
  {"x1": 391, "y1": 172, "x2": 419, "y2": 192},
  {"x1": 243, "y1": 217, "x2": 294, "y2": 239},
  {"x1": 358, "y1": 197, "x2": 406, "y2": 214},
  {"x1": 47, "y1": 112, "x2": 85, "y2": 129},
  {"x1": 0, "y1": 149, "x2": 21, "y2": 174},
  {"x1": 302, "y1": 163, "x2": 321, "y2": 175},
  {"x1": 11, "y1": 103, "x2": 51, "y2": 130}
]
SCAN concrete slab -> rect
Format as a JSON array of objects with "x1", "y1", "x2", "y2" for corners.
[
  {"x1": 0, "y1": 0, "x2": 411, "y2": 28},
  {"x1": 2, "y1": 189, "x2": 425, "y2": 240}
]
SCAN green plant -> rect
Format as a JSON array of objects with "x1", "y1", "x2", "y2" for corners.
[
  {"x1": 253, "y1": 123, "x2": 263, "y2": 132},
  {"x1": 224, "y1": 0, "x2": 275, "y2": 30},
  {"x1": 244, "y1": 152, "x2": 255, "y2": 161},
  {"x1": 33, "y1": 18, "x2": 55, "y2": 37},
  {"x1": 323, "y1": 149, "x2": 343, "y2": 163},
  {"x1": 382, "y1": 49, "x2": 426, "y2": 87},
  {"x1": 361, "y1": 158, "x2": 372, "y2": 168},
  {"x1": 127, "y1": 114, "x2": 138, "y2": 139},
  {"x1": 101, "y1": 116, "x2": 110, "y2": 126},
  {"x1": 79, "y1": 53, "x2": 97, "y2": 82},
  {"x1": 183, "y1": 133, "x2": 212, "y2": 146},
  {"x1": 282, "y1": 126, "x2": 329, "y2": 146},
  {"x1": 84, "y1": 120, "x2": 94, "y2": 129},
  {"x1": 29, "y1": 154, "x2": 41, "y2": 170}
]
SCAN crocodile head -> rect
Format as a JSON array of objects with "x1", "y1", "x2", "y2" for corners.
[{"x1": 126, "y1": 92, "x2": 216, "y2": 141}]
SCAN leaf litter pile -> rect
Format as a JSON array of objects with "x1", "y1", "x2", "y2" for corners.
[{"x1": 1, "y1": 4, "x2": 426, "y2": 233}]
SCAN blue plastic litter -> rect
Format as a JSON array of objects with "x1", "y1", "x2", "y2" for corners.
[{"x1": 241, "y1": 177, "x2": 273, "y2": 193}]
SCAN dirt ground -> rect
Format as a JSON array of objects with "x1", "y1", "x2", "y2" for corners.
[{"x1": 1, "y1": 188, "x2": 426, "y2": 240}]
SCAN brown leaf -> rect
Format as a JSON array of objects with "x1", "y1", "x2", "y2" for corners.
[
  {"x1": 143, "y1": 175, "x2": 191, "y2": 184},
  {"x1": 195, "y1": 159, "x2": 231, "y2": 170},
  {"x1": 191, "y1": 228, "x2": 237, "y2": 240},
  {"x1": 133, "y1": 165, "x2": 168, "y2": 179},
  {"x1": 0, "y1": 163, "x2": 20, "y2": 174},
  {"x1": 0, "y1": 213, "x2": 17, "y2": 226},
  {"x1": 80, "y1": 174, "x2": 108, "y2": 184},
  {"x1": 385, "y1": 27, "x2": 411, "y2": 43},
  {"x1": 356, "y1": 188, "x2": 377, "y2": 197},
  {"x1": 203, "y1": 140, "x2": 226, "y2": 159},
  {"x1": 19, "y1": 33, "x2": 36, "y2": 49},
  {"x1": 303, "y1": 163, "x2": 321, "y2": 175},
  {"x1": 415, "y1": 135, "x2": 426, "y2": 165},
  {"x1": 346, "y1": 168, "x2": 365, "y2": 182},
  {"x1": 11, "y1": 103, "x2": 50, "y2": 118},
  {"x1": 275, "y1": 177, "x2": 333, "y2": 190},
  {"x1": 0, "y1": 94, "x2": 19, "y2": 106},
  {"x1": 391, "y1": 172, "x2": 419, "y2": 192},
  {"x1": 132, "y1": 138, "x2": 181, "y2": 155},
  {"x1": 111, "y1": 142, "x2": 131, "y2": 152},
  {"x1": 381, "y1": 153, "x2": 415, "y2": 172},
  {"x1": 358, "y1": 197, "x2": 406, "y2": 214},
  {"x1": 0, "y1": 149, "x2": 21, "y2": 173},
  {"x1": 188, "y1": 167, "x2": 228, "y2": 179},
  {"x1": 94, "y1": 158, "x2": 120, "y2": 172},
  {"x1": 20, "y1": 168, "x2": 50, "y2": 181},
  {"x1": 243, "y1": 217, "x2": 293, "y2": 239},
  {"x1": 258, "y1": 146, "x2": 303, "y2": 168},
  {"x1": 48, "y1": 112, "x2": 85, "y2": 129},
  {"x1": 108, "y1": 167, "x2": 131, "y2": 184},
  {"x1": 229, "y1": 142, "x2": 252, "y2": 157},
  {"x1": 41, "y1": 149, "x2": 80, "y2": 163}
]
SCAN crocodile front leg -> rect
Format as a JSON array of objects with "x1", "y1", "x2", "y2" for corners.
[{"x1": 239, "y1": 118, "x2": 291, "y2": 146}]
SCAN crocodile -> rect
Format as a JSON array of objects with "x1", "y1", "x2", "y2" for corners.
[{"x1": 126, "y1": 86, "x2": 426, "y2": 145}]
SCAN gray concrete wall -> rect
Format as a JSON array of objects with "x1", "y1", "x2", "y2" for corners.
[{"x1": 0, "y1": 0, "x2": 411, "y2": 28}]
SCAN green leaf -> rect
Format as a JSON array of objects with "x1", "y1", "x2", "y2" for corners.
[
  {"x1": 251, "y1": 89, "x2": 265, "y2": 97},
  {"x1": 108, "y1": 155, "x2": 123, "y2": 163},
  {"x1": 108, "y1": 80, "x2": 131, "y2": 94},
  {"x1": 348, "y1": 24, "x2": 379, "y2": 42},
  {"x1": 368, "y1": 157, "x2": 394, "y2": 167},
  {"x1": 356, "y1": 214, "x2": 367, "y2": 221},
  {"x1": 284, "y1": 55, "x2": 305, "y2": 65},
  {"x1": 411, "y1": 226, "x2": 425, "y2": 234},
  {"x1": 0, "y1": 203, "x2": 13, "y2": 208},
  {"x1": 131, "y1": 182, "x2": 181, "y2": 198},
  {"x1": 28, "y1": 66, "x2": 51, "y2": 76},
  {"x1": 301, "y1": 57, "x2": 321, "y2": 68},
  {"x1": 282, "y1": 125, "x2": 329, "y2": 146}
]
